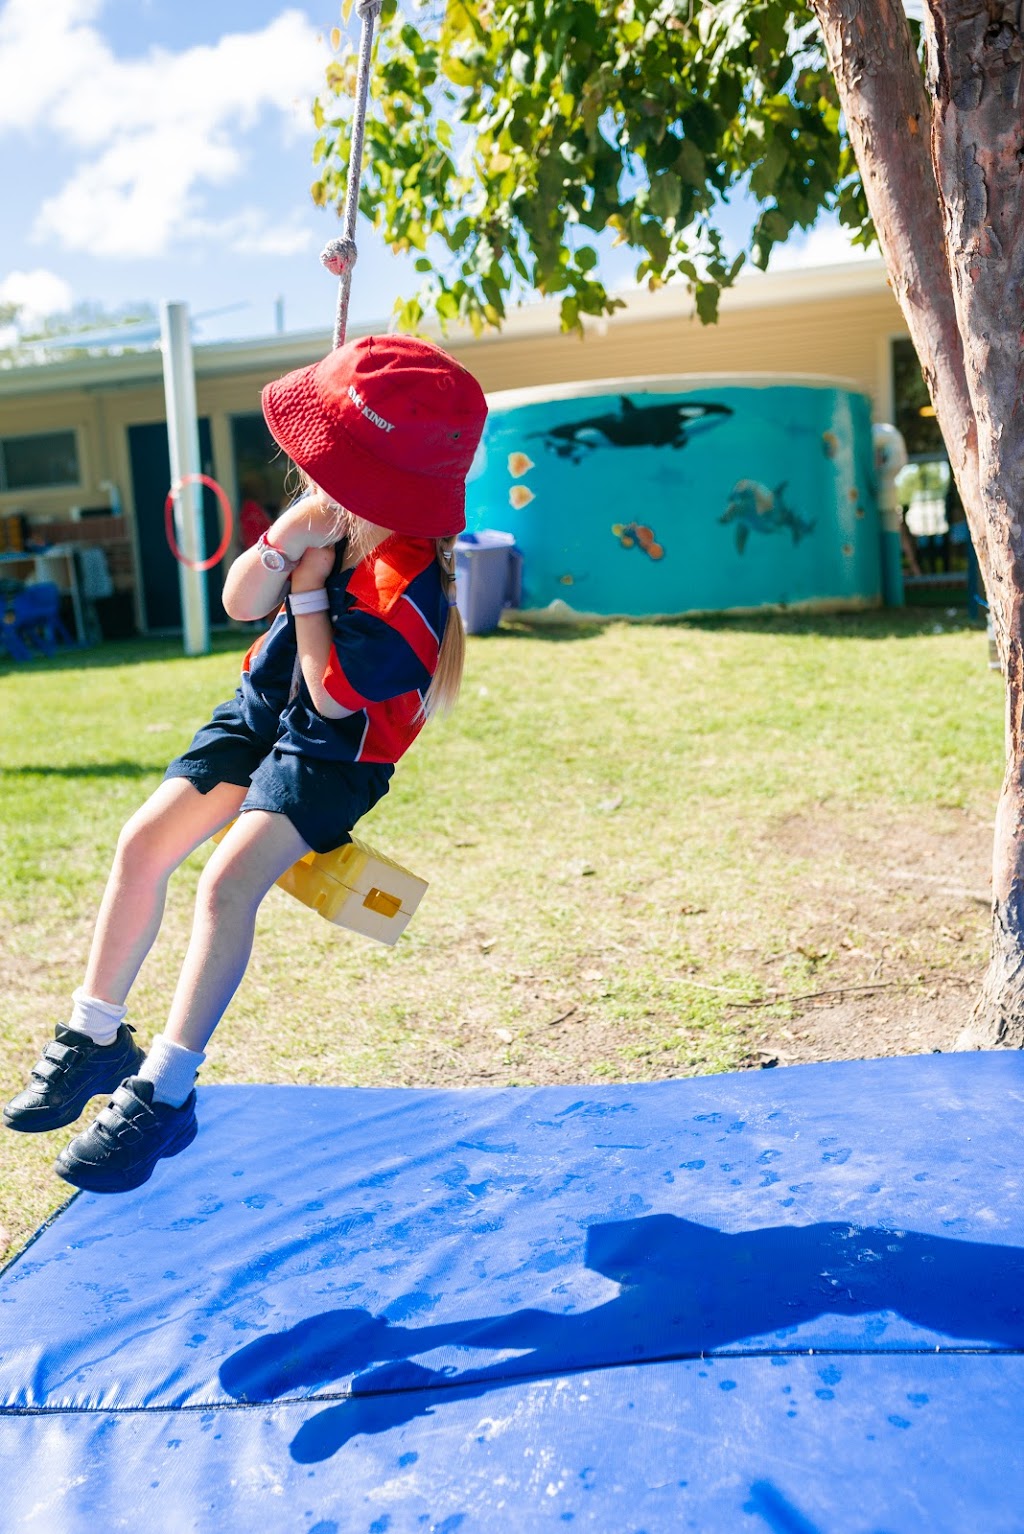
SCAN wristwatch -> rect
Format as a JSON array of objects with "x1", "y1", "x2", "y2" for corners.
[{"x1": 256, "y1": 531, "x2": 298, "y2": 575}]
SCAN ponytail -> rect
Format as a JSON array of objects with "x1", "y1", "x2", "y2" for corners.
[{"x1": 420, "y1": 536, "x2": 465, "y2": 720}]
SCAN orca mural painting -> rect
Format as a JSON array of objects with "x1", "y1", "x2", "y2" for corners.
[
  {"x1": 465, "y1": 376, "x2": 881, "y2": 619},
  {"x1": 530, "y1": 397, "x2": 733, "y2": 463}
]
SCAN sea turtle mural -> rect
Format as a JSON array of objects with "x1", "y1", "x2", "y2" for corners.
[{"x1": 719, "y1": 480, "x2": 816, "y2": 555}]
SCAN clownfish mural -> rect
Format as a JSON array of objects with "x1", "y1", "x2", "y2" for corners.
[{"x1": 612, "y1": 522, "x2": 665, "y2": 560}]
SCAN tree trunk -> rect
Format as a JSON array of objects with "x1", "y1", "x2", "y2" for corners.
[
  {"x1": 923, "y1": 1, "x2": 1024, "y2": 1045},
  {"x1": 812, "y1": 0, "x2": 1024, "y2": 1046},
  {"x1": 810, "y1": 0, "x2": 985, "y2": 570}
]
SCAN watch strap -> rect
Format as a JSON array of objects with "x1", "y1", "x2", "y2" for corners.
[{"x1": 289, "y1": 588, "x2": 331, "y2": 615}]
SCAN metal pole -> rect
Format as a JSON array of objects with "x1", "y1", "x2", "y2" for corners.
[{"x1": 160, "y1": 300, "x2": 209, "y2": 655}]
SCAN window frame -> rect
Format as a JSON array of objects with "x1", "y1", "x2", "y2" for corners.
[{"x1": 0, "y1": 427, "x2": 83, "y2": 493}]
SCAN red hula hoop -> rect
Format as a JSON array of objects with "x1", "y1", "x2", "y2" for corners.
[{"x1": 164, "y1": 474, "x2": 234, "y2": 572}]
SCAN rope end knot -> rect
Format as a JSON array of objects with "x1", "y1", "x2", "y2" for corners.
[{"x1": 321, "y1": 237, "x2": 358, "y2": 277}]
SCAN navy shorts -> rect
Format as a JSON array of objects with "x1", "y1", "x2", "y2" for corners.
[{"x1": 163, "y1": 694, "x2": 394, "y2": 853}]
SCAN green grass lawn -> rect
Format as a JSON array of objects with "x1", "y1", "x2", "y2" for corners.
[{"x1": 0, "y1": 610, "x2": 1004, "y2": 1261}]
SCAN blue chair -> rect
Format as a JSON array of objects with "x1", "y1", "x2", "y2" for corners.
[
  {"x1": 0, "y1": 610, "x2": 33, "y2": 661},
  {"x1": 8, "y1": 582, "x2": 75, "y2": 657}
]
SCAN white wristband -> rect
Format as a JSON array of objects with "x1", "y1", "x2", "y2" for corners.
[{"x1": 289, "y1": 588, "x2": 330, "y2": 615}]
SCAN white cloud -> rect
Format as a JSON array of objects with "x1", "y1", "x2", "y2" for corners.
[
  {"x1": 0, "y1": 268, "x2": 74, "y2": 322},
  {"x1": 184, "y1": 208, "x2": 317, "y2": 258},
  {"x1": 0, "y1": 0, "x2": 327, "y2": 259},
  {"x1": 766, "y1": 220, "x2": 879, "y2": 271}
]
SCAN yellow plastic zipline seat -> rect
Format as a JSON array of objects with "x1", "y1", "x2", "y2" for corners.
[{"x1": 212, "y1": 827, "x2": 427, "y2": 946}]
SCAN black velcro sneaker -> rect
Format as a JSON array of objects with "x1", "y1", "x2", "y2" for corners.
[
  {"x1": 54, "y1": 1076, "x2": 198, "y2": 1194},
  {"x1": 3, "y1": 1023, "x2": 146, "y2": 1134}
]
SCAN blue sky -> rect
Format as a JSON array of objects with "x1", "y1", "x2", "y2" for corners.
[{"x1": 0, "y1": 0, "x2": 873, "y2": 347}]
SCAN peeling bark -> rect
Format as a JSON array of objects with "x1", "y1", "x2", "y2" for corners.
[
  {"x1": 924, "y1": 1, "x2": 1024, "y2": 1045},
  {"x1": 812, "y1": 0, "x2": 1024, "y2": 1045},
  {"x1": 810, "y1": 0, "x2": 986, "y2": 576}
]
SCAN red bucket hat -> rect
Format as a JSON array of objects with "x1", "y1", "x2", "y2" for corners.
[{"x1": 261, "y1": 334, "x2": 487, "y2": 538}]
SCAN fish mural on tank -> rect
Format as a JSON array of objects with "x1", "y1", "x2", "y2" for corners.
[
  {"x1": 613, "y1": 522, "x2": 665, "y2": 560},
  {"x1": 719, "y1": 480, "x2": 816, "y2": 555},
  {"x1": 530, "y1": 397, "x2": 733, "y2": 463}
]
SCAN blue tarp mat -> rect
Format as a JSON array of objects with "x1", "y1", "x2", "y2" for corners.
[
  {"x1": 3, "y1": 1357, "x2": 1024, "y2": 1532},
  {"x1": 1, "y1": 1053, "x2": 1023, "y2": 1531}
]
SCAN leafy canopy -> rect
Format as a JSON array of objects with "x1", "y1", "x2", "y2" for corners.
[{"x1": 312, "y1": 0, "x2": 882, "y2": 333}]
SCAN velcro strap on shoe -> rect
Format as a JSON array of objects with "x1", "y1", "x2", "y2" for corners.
[
  {"x1": 94, "y1": 1101, "x2": 145, "y2": 1145},
  {"x1": 100, "y1": 1084, "x2": 155, "y2": 1134},
  {"x1": 42, "y1": 1042, "x2": 77, "y2": 1067},
  {"x1": 31, "y1": 1058, "x2": 67, "y2": 1085}
]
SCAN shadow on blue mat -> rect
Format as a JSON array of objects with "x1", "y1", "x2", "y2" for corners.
[{"x1": 219, "y1": 1213, "x2": 1024, "y2": 1463}]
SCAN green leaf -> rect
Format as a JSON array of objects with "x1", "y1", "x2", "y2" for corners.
[
  {"x1": 649, "y1": 171, "x2": 682, "y2": 220},
  {"x1": 560, "y1": 294, "x2": 581, "y2": 331},
  {"x1": 694, "y1": 281, "x2": 720, "y2": 325},
  {"x1": 394, "y1": 295, "x2": 424, "y2": 332},
  {"x1": 674, "y1": 137, "x2": 705, "y2": 188}
]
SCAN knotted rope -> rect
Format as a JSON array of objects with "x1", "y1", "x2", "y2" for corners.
[
  {"x1": 289, "y1": 0, "x2": 383, "y2": 704},
  {"x1": 321, "y1": 0, "x2": 383, "y2": 349}
]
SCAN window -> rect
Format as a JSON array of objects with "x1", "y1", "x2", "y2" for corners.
[
  {"x1": 890, "y1": 338, "x2": 945, "y2": 458},
  {"x1": 230, "y1": 412, "x2": 290, "y2": 512},
  {"x1": 0, "y1": 430, "x2": 80, "y2": 491}
]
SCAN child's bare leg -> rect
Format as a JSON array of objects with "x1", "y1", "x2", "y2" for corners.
[
  {"x1": 162, "y1": 809, "x2": 311, "y2": 1055},
  {"x1": 83, "y1": 779, "x2": 248, "y2": 1005}
]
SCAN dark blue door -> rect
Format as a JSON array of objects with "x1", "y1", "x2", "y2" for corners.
[{"x1": 128, "y1": 419, "x2": 227, "y2": 631}]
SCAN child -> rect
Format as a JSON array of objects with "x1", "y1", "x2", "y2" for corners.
[{"x1": 3, "y1": 334, "x2": 487, "y2": 1193}]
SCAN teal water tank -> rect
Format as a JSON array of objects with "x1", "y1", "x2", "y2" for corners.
[{"x1": 465, "y1": 374, "x2": 880, "y2": 619}]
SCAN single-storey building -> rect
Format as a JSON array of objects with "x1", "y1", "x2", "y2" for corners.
[{"x1": 0, "y1": 258, "x2": 941, "y2": 634}]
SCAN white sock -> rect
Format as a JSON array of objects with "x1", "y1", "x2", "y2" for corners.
[
  {"x1": 68, "y1": 987, "x2": 127, "y2": 1046},
  {"x1": 137, "y1": 1033, "x2": 206, "y2": 1108}
]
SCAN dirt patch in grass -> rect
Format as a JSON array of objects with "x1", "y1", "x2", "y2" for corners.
[{"x1": 734, "y1": 801, "x2": 991, "y2": 1068}]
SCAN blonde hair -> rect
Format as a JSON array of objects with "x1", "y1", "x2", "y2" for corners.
[
  {"x1": 420, "y1": 535, "x2": 465, "y2": 720},
  {"x1": 293, "y1": 471, "x2": 390, "y2": 561},
  {"x1": 293, "y1": 469, "x2": 464, "y2": 722}
]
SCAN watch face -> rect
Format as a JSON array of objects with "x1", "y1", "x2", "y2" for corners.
[{"x1": 259, "y1": 538, "x2": 288, "y2": 572}]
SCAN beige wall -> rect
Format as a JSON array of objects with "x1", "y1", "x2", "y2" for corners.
[
  {"x1": 444, "y1": 284, "x2": 905, "y2": 414},
  {"x1": 0, "y1": 267, "x2": 909, "y2": 629}
]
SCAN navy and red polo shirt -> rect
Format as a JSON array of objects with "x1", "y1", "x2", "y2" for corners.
[{"x1": 238, "y1": 535, "x2": 446, "y2": 764}]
